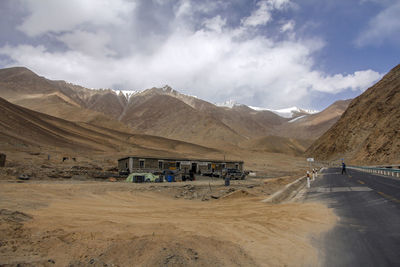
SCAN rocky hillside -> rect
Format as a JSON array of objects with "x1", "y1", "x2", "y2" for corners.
[{"x1": 307, "y1": 64, "x2": 400, "y2": 164}]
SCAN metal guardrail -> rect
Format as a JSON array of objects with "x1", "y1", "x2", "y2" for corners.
[{"x1": 348, "y1": 166, "x2": 400, "y2": 178}]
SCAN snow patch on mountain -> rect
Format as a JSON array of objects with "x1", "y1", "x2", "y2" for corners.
[
  {"x1": 217, "y1": 99, "x2": 242, "y2": 108},
  {"x1": 117, "y1": 90, "x2": 140, "y2": 99},
  {"x1": 249, "y1": 106, "x2": 319, "y2": 118},
  {"x1": 288, "y1": 115, "x2": 307, "y2": 123}
]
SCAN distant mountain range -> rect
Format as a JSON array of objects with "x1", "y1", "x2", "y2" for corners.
[{"x1": 0, "y1": 66, "x2": 350, "y2": 156}]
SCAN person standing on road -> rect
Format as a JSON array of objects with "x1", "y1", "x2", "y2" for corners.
[{"x1": 341, "y1": 162, "x2": 347, "y2": 175}]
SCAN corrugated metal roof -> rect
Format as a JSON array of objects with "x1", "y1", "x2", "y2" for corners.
[{"x1": 118, "y1": 156, "x2": 243, "y2": 164}]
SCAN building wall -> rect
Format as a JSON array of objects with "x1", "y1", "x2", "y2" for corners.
[
  {"x1": 118, "y1": 158, "x2": 129, "y2": 172},
  {"x1": 118, "y1": 157, "x2": 244, "y2": 173}
]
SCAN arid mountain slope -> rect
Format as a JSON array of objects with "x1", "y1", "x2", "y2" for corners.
[
  {"x1": 119, "y1": 89, "x2": 246, "y2": 147},
  {"x1": 277, "y1": 99, "x2": 351, "y2": 140},
  {"x1": 307, "y1": 64, "x2": 400, "y2": 164},
  {"x1": 0, "y1": 97, "x2": 221, "y2": 158},
  {"x1": 0, "y1": 67, "x2": 131, "y2": 132},
  {"x1": 239, "y1": 135, "x2": 313, "y2": 156}
]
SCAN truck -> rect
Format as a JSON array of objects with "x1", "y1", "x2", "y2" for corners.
[{"x1": 221, "y1": 168, "x2": 246, "y2": 180}]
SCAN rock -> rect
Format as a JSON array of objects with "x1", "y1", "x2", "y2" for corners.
[
  {"x1": 71, "y1": 175, "x2": 87, "y2": 180},
  {"x1": 0, "y1": 209, "x2": 32, "y2": 223},
  {"x1": 17, "y1": 174, "x2": 30, "y2": 180},
  {"x1": 201, "y1": 195, "x2": 210, "y2": 201},
  {"x1": 227, "y1": 188, "x2": 236, "y2": 193}
]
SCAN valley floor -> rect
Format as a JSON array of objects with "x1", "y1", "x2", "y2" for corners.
[{"x1": 0, "y1": 177, "x2": 336, "y2": 267}]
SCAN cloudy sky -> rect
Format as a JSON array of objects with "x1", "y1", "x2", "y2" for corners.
[{"x1": 0, "y1": 0, "x2": 398, "y2": 110}]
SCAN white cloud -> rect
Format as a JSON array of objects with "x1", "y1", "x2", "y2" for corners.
[
  {"x1": 56, "y1": 30, "x2": 115, "y2": 58},
  {"x1": 356, "y1": 1, "x2": 400, "y2": 46},
  {"x1": 281, "y1": 20, "x2": 295, "y2": 32},
  {"x1": 17, "y1": 0, "x2": 135, "y2": 37},
  {"x1": 241, "y1": 0, "x2": 293, "y2": 27},
  {"x1": 0, "y1": 0, "x2": 383, "y2": 109},
  {"x1": 241, "y1": 1, "x2": 273, "y2": 27},
  {"x1": 203, "y1": 15, "x2": 226, "y2": 33},
  {"x1": 302, "y1": 70, "x2": 382, "y2": 93}
]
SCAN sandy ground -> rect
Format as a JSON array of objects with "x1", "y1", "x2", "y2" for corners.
[{"x1": 0, "y1": 177, "x2": 336, "y2": 267}]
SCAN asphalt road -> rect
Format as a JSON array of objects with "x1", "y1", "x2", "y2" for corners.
[{"x1": 305, "y1": 167, "x2": 400, "y2": 267}]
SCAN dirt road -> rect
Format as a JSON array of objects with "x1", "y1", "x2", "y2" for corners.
[{"x1": 0, "y1": 179, "x2": 336, "y2": 266}]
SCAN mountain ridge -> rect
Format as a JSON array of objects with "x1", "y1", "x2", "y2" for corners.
[{"x1": 0, "y1": 66, "x2": 350, "y2": 153}]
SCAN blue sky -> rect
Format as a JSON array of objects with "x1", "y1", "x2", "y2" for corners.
[{"x1": 0, "y1": 0, "x2": 398, "y2": 110}]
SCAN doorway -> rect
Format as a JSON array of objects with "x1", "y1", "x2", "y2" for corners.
[{"x1": 191, "y1": 163, "x2": 197, "y2": 173}]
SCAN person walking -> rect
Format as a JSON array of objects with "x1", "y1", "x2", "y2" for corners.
[{"x1": 341, "y1": 162, "x2": 347, "y2": 175}]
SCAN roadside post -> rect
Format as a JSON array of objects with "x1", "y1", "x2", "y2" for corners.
[
  {"x1": 307, "y1": 158, "x2": 314, "y2": 180},
  {"x1": 306, "y1": 158, "x2": 314, "y2": 188},
  {"x1": 307, "y1": 158, "x2": 314, "y2": 169}
]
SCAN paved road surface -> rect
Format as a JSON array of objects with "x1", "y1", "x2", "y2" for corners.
[{"x1": 305, "y1": 167, "x2": 400, "y2": 267}]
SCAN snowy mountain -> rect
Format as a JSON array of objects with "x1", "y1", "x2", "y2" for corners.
[
  {"x1": 118, "y1": 90, "x2": 140, "y2": 100},
  {"x1": 249, "y1": 106, "x2": 318, "y2": 118},
  {"x1": 217, "y1": 99, "x2": 241, "y2": 108}
]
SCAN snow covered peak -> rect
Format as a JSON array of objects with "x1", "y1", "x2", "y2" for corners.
[
  {"x1": 118, "y1": 90, "x2": 140, "y2": 100},
  {"x1": 249, "y1": 106, "x2": 319, "y2": 118},
  {"x1": 217, "y1": 99, "x2": 241, "y2": 108},
  {"x1": 161, "y1": 85, "x2": 174, "y2": 93}
]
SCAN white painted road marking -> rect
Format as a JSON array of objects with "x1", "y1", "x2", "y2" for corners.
[{"x1": 308, "y1": 187, "x2": 373, "y2": 193}]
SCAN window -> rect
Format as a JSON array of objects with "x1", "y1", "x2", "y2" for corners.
[
  {"x1": 158, "y1": 161, "x2": 163, "y2": 169},
  {"x1": 222, "y1": 163, "x2": 226, "y2": 169},
  {"x1": 208, "y1": 163, "x2": 211, "y2": 170},
  {"x1": 139, "y1": 160, "x2": 145, "y2": 168},
  {"x1": 176, "y1": 162, "x2": 181, "y2": 170},
  {"x1": 235, "y1": 164, "x2": 239, "y2": 170}
]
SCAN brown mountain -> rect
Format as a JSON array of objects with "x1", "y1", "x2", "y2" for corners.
[
  {"x1": 239, "y1": 135, "x2": 313, "y2": 156},
  {"x1": 0, "y1": 67, "x2": 130, "y2": 132},
  {"x1": 0, "y1": 66, "x2": 348, "y2": 154},
  {"x1": 307, "y1": 64, "x2": 400, "y2": 164},
  {"x1": 0, "y1": 97, "x2": 221, "y2": 159}
]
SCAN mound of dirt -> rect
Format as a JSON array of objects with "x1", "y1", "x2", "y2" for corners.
[
  {"x1": 86, "y1": 234, "x2": 257, "y2": 267},
  {"x1": 220, "y1": 189, "x2": 255, "y2": 200},
  {"x1": 0, "y1": 209, "x2": 32, "y2": 223}
]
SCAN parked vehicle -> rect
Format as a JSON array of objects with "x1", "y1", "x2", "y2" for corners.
[
  {"x1": 221, "y1": 168, "x2": 246, "y2": 180},
  {"x1": 126, "y1": 173, "x2": 160, "y2": 183}
]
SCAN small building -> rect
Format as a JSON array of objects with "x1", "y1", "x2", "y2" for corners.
[
  {"x1": 118, "y1": 156, "x2": 243, "y2": 174},
  {"x1": 0, "y1": 153, "x2": 6, "y2": 167}
]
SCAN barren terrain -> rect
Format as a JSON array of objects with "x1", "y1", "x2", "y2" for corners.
[{"x1": 0, "y1": 177, "x2": 336, "y2": 267}]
